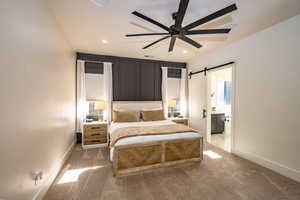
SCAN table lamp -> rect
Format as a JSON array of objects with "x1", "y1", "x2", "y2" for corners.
[
  {"x1": 168, "y1": 99, "x2": 177, "y2": 118},
  {"x1": 94, "y1": 100, "x2": 107, "y2": 121}
]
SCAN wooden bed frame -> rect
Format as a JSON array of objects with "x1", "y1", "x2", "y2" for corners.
[
  {"x1": 112, "y1": 137, "x2": 203, "y2": 176},
  {"x1": 111, "y1": 101, "x2": 203, "y2": 177}
]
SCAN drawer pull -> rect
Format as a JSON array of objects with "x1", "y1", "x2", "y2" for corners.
[
  {"x1": 91, "y1": 133, "x2": 100, "y2": 136},
  {"x1": 91, "y1": 127, "x2": 101, "y2": 130},
  {"x1": 84, "y1": 137, "x2": 107, "y2": 145}
]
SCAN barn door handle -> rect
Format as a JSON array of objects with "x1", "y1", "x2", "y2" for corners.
[
  {"x1": 202, "y1": 109, "x2": 207, "y2": 118},
  {"x1": 225, "y1": 116, "x2": 230, "y2": 122}
]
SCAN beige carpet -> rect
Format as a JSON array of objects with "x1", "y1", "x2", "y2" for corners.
[{"x1": 44, "y1": 144, "x2": 300, "y2": 200}]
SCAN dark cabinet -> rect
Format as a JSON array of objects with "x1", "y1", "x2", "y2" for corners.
[{"x1": 211, "y1": 113, "x2": 225, "y2": 134}]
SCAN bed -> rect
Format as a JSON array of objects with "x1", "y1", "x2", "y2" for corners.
[{"x1": 110, "y1": 101, "x2": 203, "y2": 176}]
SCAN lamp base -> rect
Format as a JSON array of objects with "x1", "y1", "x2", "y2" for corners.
[{"x1": 170, "y1": 108, "x2": 175, "y2": 118}]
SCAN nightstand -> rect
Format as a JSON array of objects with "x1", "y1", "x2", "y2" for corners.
[
  {"x1": 82, "y1": 121, "x2": 108, "y2": 149},
  {"x1": 170, "y1": 118, "x2": 189, "y2": 126}
]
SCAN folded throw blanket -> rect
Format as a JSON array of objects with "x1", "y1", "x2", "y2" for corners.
[{"x1": 110, "y1": 124, "x2": 196, "y2": 147}]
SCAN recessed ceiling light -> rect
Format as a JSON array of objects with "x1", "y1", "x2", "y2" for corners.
[
  {"x1": 90, "y1": 0, "x2": 109, "y2": 7},
  {"x1": 102, "y1": 40, "x2": 108, "y2": 44},
  {"x1": 183, "y1": 50, "x2": 188, "y2": 54},
  {"x1": 224, "y1": 24, "x2": 238, "y2": 29}
]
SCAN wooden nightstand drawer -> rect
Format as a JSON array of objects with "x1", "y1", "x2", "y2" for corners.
[
  {"x1": 84, "y1": 138, "x2": 107, "y2": 145},
  {"x1": 84, "y1": 131, "x2": 106, "y2": 138},
  {"x1": 84, "y1": 124, "x2": 107, "y2": 132}
]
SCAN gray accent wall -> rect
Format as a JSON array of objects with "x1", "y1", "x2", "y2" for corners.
[{"x1": 113, "y1": 60, "x2": 162, "y2": 101}]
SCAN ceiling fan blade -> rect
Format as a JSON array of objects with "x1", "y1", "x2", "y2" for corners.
[
  {"x1": 143, "y1": 36, "x2": 170, "y2": 49},
  {"x1": 126, "y1": 33, "x2": 169, "y2": 37},
  {"x1": 168, "y1": 36, "x2": 177, "y2": 52},
  {"x1": 183, "y1": 4, "x2": 237, "y2": 30},
  {"x1": 179, "y1": 35, "x2": 202, "y2": 48},
  {"x1": 186, "y1": 29, "x2": 231, "y2": 35},
  {"x1": 132, "y1": 11, "x2": 170, "y2": 32},
  {"x1": 175, "y1": 0, "x2": 189, "y2": 28}
]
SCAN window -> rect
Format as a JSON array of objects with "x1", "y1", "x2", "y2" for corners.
[
  {"x1": 85, "y1": 62, "x2": 105, "y2": 121},
  {"x1": 217, "y1": 81, "x2": 232, "y2": 105},
  {"x1": 167, "y1": 76, "x2": 181, "y2": 117},
  {"x1": 224, "y1": 81, "x2": 232, "y2": 105},
  {"x1": 86, "y1": 100, "x2": 100, "y2": 121}
]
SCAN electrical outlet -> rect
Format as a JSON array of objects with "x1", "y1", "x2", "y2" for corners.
[{"x1": 33, "y1": 171, "x2": 43, "y2": 185}]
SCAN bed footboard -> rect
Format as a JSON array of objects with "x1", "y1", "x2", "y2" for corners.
[{"x1": 112, "y1": 137, "x2": 203, "y2": 176}]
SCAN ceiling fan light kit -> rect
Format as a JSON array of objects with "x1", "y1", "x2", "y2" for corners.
[{"x1": 126, "y1": 0, "x2": 238, "y2": 52}]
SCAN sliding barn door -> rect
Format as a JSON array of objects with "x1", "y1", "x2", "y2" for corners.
[{"x1": 189, "y1": 73, "x2": 208, "y2": 140}]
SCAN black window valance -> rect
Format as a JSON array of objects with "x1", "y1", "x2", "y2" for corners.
[
  {"x1": 85, "y1": 62, "x2": 103, "y2": 74},
  {"x1": 168, "y1": 68, "x2": 182, "y2": 78}
]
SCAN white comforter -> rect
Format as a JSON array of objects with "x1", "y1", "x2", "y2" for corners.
[{"x1": 109, "y1": 120, "x2": 202, "y2": 161}]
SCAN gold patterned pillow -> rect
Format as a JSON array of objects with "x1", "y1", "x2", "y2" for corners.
[
  {"x1": 113, "y1": 110, "x2": 140, "y2": 122},
  {"x1": 141, "y1": 110, "x2": 166, "y2": 121}
]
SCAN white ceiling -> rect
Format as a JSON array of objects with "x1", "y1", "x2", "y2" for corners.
[{"x1": 46, "y1": 0, "x2": 300, "y2": 62}]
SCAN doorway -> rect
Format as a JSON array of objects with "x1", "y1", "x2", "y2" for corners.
[{"x1": 207, "y1": 67, "x2": 233, "y2": 152}]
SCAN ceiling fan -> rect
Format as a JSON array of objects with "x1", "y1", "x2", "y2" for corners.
[{"x1": 126, "y1": 0, "x2": 237, "y2": 52}]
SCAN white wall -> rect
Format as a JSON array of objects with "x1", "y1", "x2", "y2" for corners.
[
  {"x1": 188, "y1": 14, "x2": 300, "y2": 182},
  {"x1": 0, "y1": 0, "x2": 75, "y2": 199}
]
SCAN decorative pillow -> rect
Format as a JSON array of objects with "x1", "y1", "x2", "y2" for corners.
[
  {"x1": 141, "y1": 109, "x2": 166, "y2": 121},
  {"x1": 113, "y1": 110, "x2": 140, "y2": 122}
]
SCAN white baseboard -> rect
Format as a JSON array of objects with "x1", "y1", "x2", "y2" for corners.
[
  {"x1": 233, "y1": 149, "x2": 300, "y2": 183},
  {"x1": 33, "y1": 140, "x2": 76, "y2": 200}
]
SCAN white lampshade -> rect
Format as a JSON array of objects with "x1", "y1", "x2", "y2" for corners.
[
  {"x1": 168, "y1": 99, "x2": 177, "y2": 108},
  {"x1": 94, "y1": 100, "x2": 107, "y2": 111}
]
